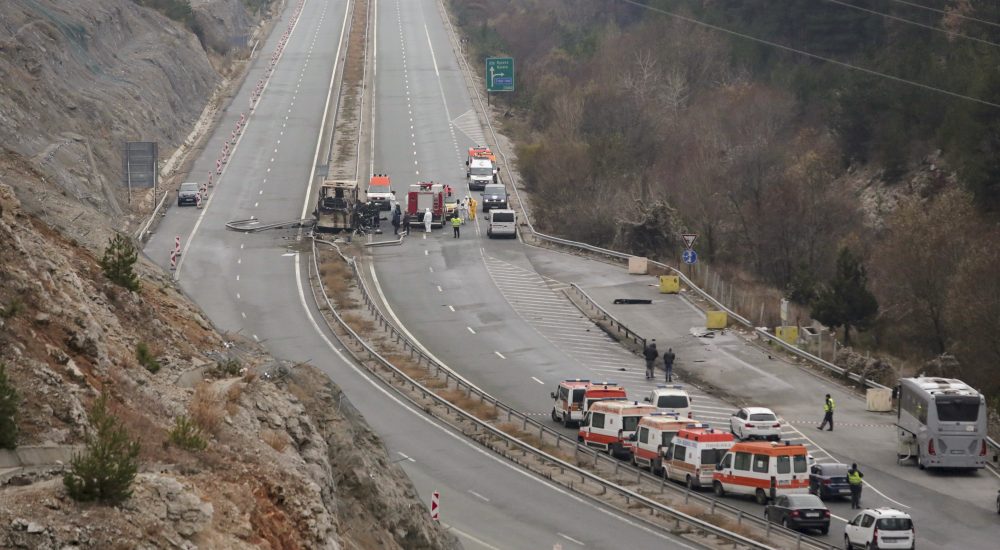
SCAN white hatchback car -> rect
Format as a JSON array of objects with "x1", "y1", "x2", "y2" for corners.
[
  {"x1": 844, "y1": 508, "x2": 915, "y2": 550},
  {"x1": 730, "y1": 407, "x2": 782, "y2": 441}
]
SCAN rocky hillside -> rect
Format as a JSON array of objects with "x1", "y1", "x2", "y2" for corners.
[{"x1": 0, "y1": 1, "x2": 457, "y2": 548}]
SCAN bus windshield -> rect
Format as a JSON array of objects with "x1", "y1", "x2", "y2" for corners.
[{"x1": 936, "y1": 396, "x2": 980, "y2": 422}]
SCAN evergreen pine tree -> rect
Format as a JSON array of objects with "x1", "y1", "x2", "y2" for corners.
[
  {"x1": 100, "y1": 233, "x2": 141, "y2": 292},
  {"x1": 63, "y1": 395, "x2": 141, "y2": 504},
  {"x1": 0, "y1": 363, "x2": 18, "y2": 450},
  {"x1": 811, "y1": 247, "x2": 879, "y2": 346}
]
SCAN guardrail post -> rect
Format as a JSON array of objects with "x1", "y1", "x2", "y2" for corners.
[
  {"x1": 765, "y1": 521, "x2": 771, "y2": 537},
  {"x1": 736, "y1": 510, "x2": 743, "y2": 525},
  {"x1": 684, "y1": 487, "x2": 690, "y2": 503},
  {"x1": 593, "y1": 450, "x2": 598, "y2": 467},
  {"x1": 796, "y1": 533, "x2": 802, "y2": 549},
  {"x1": 538, "y1": 424, "x2": 543, "y2": 440},
  {"x1": 710, "y1": 500, "x2": 716, "y2": 514},
  {"x1": 614, "y1": 460, "x2": 619, "y2": 477},
  {"x1": 506, "y1": 408, "x2": 512, "y2": 422},
  {"x1": 660, "y1": 475, "x2": 665, "y2": 493},
  {"x1": 521, "y1": 415, "x2": 528, "y2": 431}
]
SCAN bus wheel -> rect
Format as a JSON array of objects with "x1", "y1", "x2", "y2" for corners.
[
  {"x1": 755, "y1": 488, "x2": 768, "y2": 505},
  {"x1": 713, "y1": 481, "x2": 725, "y2": 497}
]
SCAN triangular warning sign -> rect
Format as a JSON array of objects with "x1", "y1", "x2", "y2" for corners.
[{"x1": 681, "y1": 233, "x2": 698, "y2": 249}]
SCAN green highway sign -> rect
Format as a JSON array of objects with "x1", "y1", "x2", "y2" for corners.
[{"x1": 486, "y1": 57, "x2": 515, "y2": 92}]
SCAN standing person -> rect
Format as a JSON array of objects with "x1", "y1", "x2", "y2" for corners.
[
  {"x1": 391, "y1": 205, "x2": 401, "y2": 235},
  {"x1": 663, "y1": 347, "x2": 675, "y2": 382},
  {"x1": 847, "y1": 463, "x2": 864, "y2": 509},
  {"x1": 469, "y1": 196, "x2": 477, "y2": 220},
  {"x1": 424, "y1": 208, "x2": 433, "y2": 233},
  {"x1": 451, "y1": 212, "x2": 462, "y2": 238},
  {"x1": 643, "y1": 339, "x2": 658, "y2": 380},
  {"x1": 459, "y1": 197, "x2": 469, "y2": 223},
  {"x1": 402, "y1": 211, "x2": 411, "y2": 236},
  {"x1": 818, "y1": 394, "x2": 835, "y2": 431}
]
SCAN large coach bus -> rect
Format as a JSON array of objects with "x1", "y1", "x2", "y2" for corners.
[{"x1": 895, "y1": 377, "x2": 989, "y2": 470}]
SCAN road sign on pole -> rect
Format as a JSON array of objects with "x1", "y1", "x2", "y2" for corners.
[
  {"x1": 486, "y1": 57, "x2": 515, "y2": 92},
  {"x1": 681, "y1": 233, "x2": 698, "y2": 249},
  {"x1": 682, "y1": 249, "x2": 698, "y2": 265}
]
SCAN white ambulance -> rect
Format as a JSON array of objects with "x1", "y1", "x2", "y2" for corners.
[
  {"x1": 579, "y1": 400, "x2": 658, "y2": 460},
  {"x1": 550, "y1": 380, "x2": 627, "y2": 428},
  {"x1": 628, "y1": 414, "x2": 704, "y2": 473},
  {"x1": 712, "y1": 441, "x2": 810, "y2": 504},
  {"x1": 663, "y1": 427, "x2": 734, "y2": 489},
  {"x1": 643, "y1": 385, "x2": 693, "y2": 419}
]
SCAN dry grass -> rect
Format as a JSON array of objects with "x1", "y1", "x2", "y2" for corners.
[
  {"x1": 436, "y1": 388, "x2": 498, "y2": 421},
  {"x1": 190, "y1": 383, "x2": 224, "y2": 435},
  {"x1": 319, "y1": 257, "x2": 359, "y2": 309},
  {"x1": 341, "y1": 312, "x2": 376, "y2": 334},
  {"x1": 260, "y1": 429, "x2": 289, "y2": 453},
  {"x1": 675, "y1": 505, "x2": 765, "y2": 541}
]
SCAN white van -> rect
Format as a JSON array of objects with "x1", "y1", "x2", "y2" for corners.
[{"x1": 487, "y1": 209, "x2": 516, "y2": 239}]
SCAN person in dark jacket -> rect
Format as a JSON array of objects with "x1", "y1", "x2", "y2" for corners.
[
  {"x1": 663, "y1": 348, "x2": 676, "y2": 382},
  {"x1": 401, "y1": 212, "x2": 411, "y2": 236},
  {"x1": 643, "y1": 339, "x2": 658, "y2": 380},
  {"x1": 391, "y1": 206, "x2": 401, "y2": 235}
]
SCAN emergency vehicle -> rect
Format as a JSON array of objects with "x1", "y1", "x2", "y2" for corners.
[
  {"x1": 712, "y1": 441, "x2": 810, "y2": 504},
  {"x1": 466, "y1": 146, "x2": 498, "y2": 190},
  {"x1": 643, "y1": 385, "x2": 693, "y2": 418},
  {"x1": 663, "y1": 427, "x2": 734, "y2": 489},
  {"x1": 406, "y1": 182, "x2": 445, "y2": 228},
  {"x1": 627, "y1": 414, "x2": 703, "y2": 473},
  {"x1": 579, "y1": 400, "x2": 658, "y2": 459},
  {"x1": 550, "y1": 380, "x2": 627, "y2": 427},
  {"x1": 366, "y1": 174, "x2": 394, "y2": 210}
]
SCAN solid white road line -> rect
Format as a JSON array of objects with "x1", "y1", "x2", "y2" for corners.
[
  {"x1": 396, "y1": 451, "x2": 415, "y2": 462},
  {"x1": 558, "y1": 532, "x2": 585, "y2": 546},
  {"x1": 442, "y1": 523, "x2": 502, "y2": 550},
  {"x1": 467, "y1": 489, "x2": 490, "y2": 502}
]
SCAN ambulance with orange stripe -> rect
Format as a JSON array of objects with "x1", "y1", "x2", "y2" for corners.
[
  {"x1": 579, "y1": 400, "x2": 657, "y2": 459},
  {"x1": 627, "y1": 414, "x2": 703, "y2": 473},
  {"x1": 662, "y1": 427, "x2": 734, "y2": 489},
  {"x1": 712, "y1": 441, "x2": 810, "y2": 504}
]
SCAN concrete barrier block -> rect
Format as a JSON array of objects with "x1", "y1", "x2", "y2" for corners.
[
  {"x1": 628, "y1": 256, "x2": 648, "y2": 275},
  {"x1": 866, "y1": 388, "x2": 893, "y2": 412}
]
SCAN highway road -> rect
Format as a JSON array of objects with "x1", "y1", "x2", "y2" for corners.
[
  {"x1": 142, "y1": 0, "x2": 698, "y2": 548},
  {"x1": 368, "y1": 0, "x2": 1000, "y2": 549}
]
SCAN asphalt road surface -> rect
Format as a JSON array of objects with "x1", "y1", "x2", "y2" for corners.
[
  {"x1": 143, "y1": 0, "x2": 699, "y2": 547},
  {"x1": 368, "y1": 0, "x2": 1000, "y2": 549}
]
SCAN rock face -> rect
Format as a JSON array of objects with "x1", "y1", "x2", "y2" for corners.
[{"x1": 0, "y1": 1, "x2": 459, "y2": 547}]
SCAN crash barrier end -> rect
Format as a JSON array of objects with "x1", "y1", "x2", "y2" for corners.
[
  {"x1": 706, "y1": 310, "x2": 728, "y2": 330},
  {"x1": 659, "y1": 275, "x2": 680, "y2": 294}
]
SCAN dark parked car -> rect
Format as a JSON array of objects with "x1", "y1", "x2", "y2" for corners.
[
  {"x1": 177, "y1": 182, "x2": 200, "y2": 206},
  {"x1": 480, "y1": 184, "x2": 508, "y2": 212},
  {"x1": 809, "y1": 462, "x2": 852, "y2": 500},
  {"x1": 764, "y1": 494, "x2": 830, "y2": 534}
]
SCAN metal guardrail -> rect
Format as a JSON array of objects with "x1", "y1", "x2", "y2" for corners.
[
  {"x1": 135, "y1": 188, "x2": 169, "y2": 243},
  {"x1": 314, "y1": 239, "x2": 834, "y2": 550},
  {"x1": 225, "y1": 217, "x2": 316, "y2": 232},
  {"x1": 569, "y1": 283, "x2": 647, "y2": 350}
]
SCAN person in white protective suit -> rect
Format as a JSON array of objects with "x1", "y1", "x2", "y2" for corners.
[
  {"x1": 459, "y1": 196, "x2": 469, "y2": 223},
  {"x1": 424, "y1": 208, "x2": 433, "y2": 233}
]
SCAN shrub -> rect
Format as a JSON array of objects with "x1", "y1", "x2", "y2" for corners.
[
  {"x1": 0, "y1": 363, "x2": 19, "y2": 449},
  {"x1": 0, "y1": 297, "x2": 23, "y2": 319},
  {"x1": 63, "y1": 395, "x2": 141, "y2": 504},
  {"x1": 100, "y1": 233, "x2": 141, "y2": 292},
  {"x1": 210, "y1": 358, "x2": 242, "y2": 378},
  {"x1": 168, "y1": 415, "x2": 207, "y2": 451},
  {"x1": 189, "y1": 384, "x2": 223, "y2": 435},
  {"x1": 135, "y1": 342, "x2": 161, "y2": 373}
]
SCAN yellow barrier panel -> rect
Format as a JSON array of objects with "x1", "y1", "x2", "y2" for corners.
[
  {"x1": 659, "y1": 275, "x2": 680, "y2": 294},
  {"x1": 775, "y1": 326, "x2": 799, "y2": 344},
  {"x1": 706, "y1": 310, "x2": 727, "y2": 329}
]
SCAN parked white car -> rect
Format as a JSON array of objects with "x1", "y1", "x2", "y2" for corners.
[
  {"x1": 844, "y1": 508, "x2": 915, "y2": 550},
  {"x1": 729, "y1": 407, "x2": 782, "y2": 441},
  {"x1": 643, "y1": 385, "x2": 692, "y2": 418}
]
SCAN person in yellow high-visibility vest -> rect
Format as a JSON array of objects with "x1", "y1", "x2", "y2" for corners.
[
  {"x1": 818, "y1": 394, "x2": 834, "y2": 431},
  {"x1": 847, "y1": 463, "x2": 864, "y2": 509},
  {"x1": 451, "y1": 212, "x2": 462, "y2": 238},
  {"x1": 469, "y1": 196, "x2": 477, "y2": 220}
]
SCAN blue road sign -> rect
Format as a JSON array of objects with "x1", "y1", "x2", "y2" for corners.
[{"x1": 682, "y1": 249, "x2": 698, "y2": 265}]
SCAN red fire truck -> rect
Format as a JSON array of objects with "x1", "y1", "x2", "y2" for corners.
[{"x1": 406, "y1": 182, "x2": 445, "y2": 228}]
